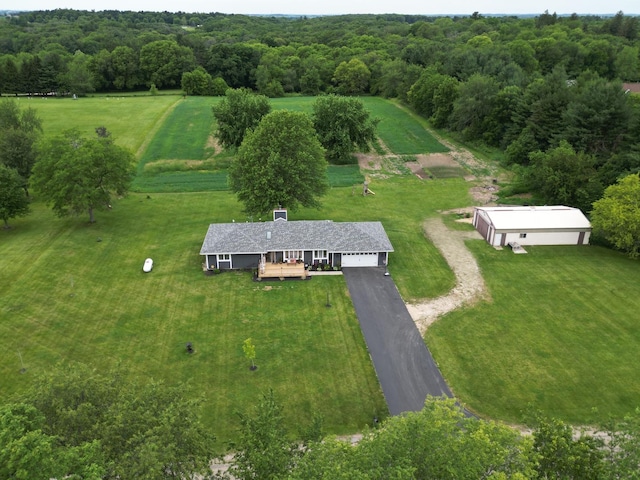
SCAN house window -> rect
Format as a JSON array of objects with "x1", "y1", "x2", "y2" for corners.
[
  {"x1": 313, "y1": 250, "x2": 328, "y2": 260},
  {"x1": 519, "y1": 233, "x2": 527, "y2": 239},
  {"x1": 219, "y1": 254, "x2": 230, "y2": 260},
  {"x1": 284, "y1": 250, "x2": 302, "y2": 262}
]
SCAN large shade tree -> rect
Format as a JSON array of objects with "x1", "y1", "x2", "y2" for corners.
[
  {"x1": 212, "y1": 88, "x2": 271, "y2": 149},
  {"x1": 311, "y1": 94, "x2": 378, "y2": 165},
  {"x1": 31, "y1": 129, "x2": 134, "y2": 223},
  {"x1": 591, "y1": 173, "x2": 640, "y2": 258},
  {"x1": 229, "y1": 110, "x2": 328, "y2": 215},
  {"x1": 332, "y1": 58, "x2": 371, "y2": 95}
]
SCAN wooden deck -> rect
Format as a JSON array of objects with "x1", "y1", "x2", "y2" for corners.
[{"x1": 258, "y1": 262, "x2": 308, "y2": 280}]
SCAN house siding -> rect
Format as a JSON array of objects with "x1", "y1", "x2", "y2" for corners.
[
  {"x1": 473, "y1": 210, "x2": 491, "y2": 241},
  {"x1": 231, "y1": 254, "x2": 261, "y2": 269},
  {"x1": 499, "y1": 230, "x2": 590, "y2": 246}
]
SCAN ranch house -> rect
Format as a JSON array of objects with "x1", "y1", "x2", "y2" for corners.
[
  {"x1": 199, "y1": 209, "x2": 393, "y2": 278},
  {"x1": 473, "y1": 205, "x2": 592, "y2": 247}
]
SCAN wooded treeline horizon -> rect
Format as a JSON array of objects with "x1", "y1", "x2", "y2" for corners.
[{"x1": 2, "y1": 9, "x2": 640, "y2": 218}]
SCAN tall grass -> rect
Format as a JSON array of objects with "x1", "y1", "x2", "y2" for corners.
[{"x1": 361, "y1": 97, "x2": 449, "y2": 155}]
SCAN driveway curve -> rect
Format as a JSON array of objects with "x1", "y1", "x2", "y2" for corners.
[
  {"x1": 407, "y1": 217, "x2": 488, "y2": 335},
  {"x1": 343, "y1": 267, "x2": 453, "y2": 415}
]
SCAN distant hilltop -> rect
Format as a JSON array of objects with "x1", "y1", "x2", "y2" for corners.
[{"x1": 0, "y1": 10, "x2": 637, "y2": 17}]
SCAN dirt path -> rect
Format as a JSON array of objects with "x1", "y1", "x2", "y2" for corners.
[{"x1": 406, "y1": 217, "x2": 489, "y2": 335}]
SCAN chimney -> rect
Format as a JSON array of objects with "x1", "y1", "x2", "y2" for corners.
[{"x1": 273, "y1": 208, "x2": 287, "y2": 221}]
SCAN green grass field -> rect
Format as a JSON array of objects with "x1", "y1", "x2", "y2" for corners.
[
  {"x1": 0, "y1": 195, "x2": 386, "y2": 444},
  {"x1": 362, "y1": 98, "x2": 450, "y2": 155},
  {"x1": 0, "y1": 172, "x2": 469, "y2": 444},
  {"x1": 138, "y1": 96, "x2": 218, "y2": 165},
  {"x1": 133, "y1": 96, "x2": 413, "y2": 193},
  {"x1": 5, "y1": 94, "x2": 640, "y2": 443},
  {"x1": 24, "y1": 95, "x2": 180, "y2": 152},
  {"x1": 427, "y1": 241, "x2": 640, "y2": 424}
]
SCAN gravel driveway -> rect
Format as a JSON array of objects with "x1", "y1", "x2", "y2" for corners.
[{"x1": 406, "y1": 217, "x2": 489, "y2": 335}]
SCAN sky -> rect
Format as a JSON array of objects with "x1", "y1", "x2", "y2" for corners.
[{"x1": 7, "y1": 0, "x2": 639, "y2": 16}]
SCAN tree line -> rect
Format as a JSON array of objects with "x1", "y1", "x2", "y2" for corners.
[
  {"x1": 2, "y1": 10, "x2": 640, "y2": 220},
  {"x1": 0, "y1": 10, "x2": 639, "y2": 97},
  {"x1": 3, "y1": 363, "x2": 640, "y2": 479}
]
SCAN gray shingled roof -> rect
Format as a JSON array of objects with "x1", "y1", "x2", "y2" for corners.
[{"x1": 199, "y1": 219, "x2": 394, "y2": 255}]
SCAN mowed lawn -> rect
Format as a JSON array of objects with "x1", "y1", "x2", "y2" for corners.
[
  {"x1": 7, "y1": 94, "x2": 640, "y2": 434},
  {"x1": 0, "y1": 194, "x2": 385, "y2": 444},
  {"x1": 22, "y1": 94, "x2": 181, "y2": 152},
  {"x1": 427, "y1": 241, "x2": 640, "y2": 424},
  {"x1": 0, "y1": 173, "x2": 470, "y2": 443}
]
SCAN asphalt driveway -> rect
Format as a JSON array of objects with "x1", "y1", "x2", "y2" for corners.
[{"x1": 343, "y1": 267, "x2": 453, "y2": 415}]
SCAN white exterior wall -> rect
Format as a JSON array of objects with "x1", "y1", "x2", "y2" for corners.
[{"x1": 500, "y1": 231, "x2": 589, "y2": 246}]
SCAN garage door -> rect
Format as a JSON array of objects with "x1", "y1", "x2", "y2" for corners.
[{"x1": 341, "y1": 252, "x2": 379, "y2": 267}]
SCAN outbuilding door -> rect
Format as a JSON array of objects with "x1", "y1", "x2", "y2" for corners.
[{"x1": 341, "y1": 252, "x2": 379, "y2": 267}]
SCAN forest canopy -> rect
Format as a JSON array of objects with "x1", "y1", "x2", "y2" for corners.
[{"x1": 1, "y1": 9, "x2": 640, "y2": 225}]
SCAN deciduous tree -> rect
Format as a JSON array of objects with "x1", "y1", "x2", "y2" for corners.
[
  {"x1": 0, "y1": 99, "x2": 42, "y2": 188},
  {"x1": 531, "y1": 414, "x2": 603, "y2": 480},
  {"x1": 0, "y1": 164, "x2": 30, "y2": 228},
  {"x1": 332, "y1": 58, "x2": 371, "y2": 95},
  {"x1": 31, "y1": 129, "x2": 134, "y2": 223},
  {"x1": 111, "y1": 45, "x2": 139, "y2": 90},
  {"x1": 525, "y1": 141, "x2": 602, "y2": 213},
  {"x1": 289, "y1": 397, "x2": 535, "y2": 479},
  {"x1": 227, "y1": 390, "x2": 298, "y2": 480},
  {"x1": 0, "y1": 403, "x2": 105, "y2": 480},
  {"x1": 229, "y1": 110, "x2": 328, "y2": 215},
  {"x1": 139, "y1": 40, "x2": 195, "y2": 88},
  {"x1": 13, "y1": 362, "x2": 215, "y2": 480},
  {"x1": 311, "y1": 94, "x2": 378, "y2": 164},
  {"x1": 181, "y1": 66, "x2": 214, "y2": 95},
  {"x1": 242, "y1": 338, "x2": 257, "y2": 370},
  {"x1": 591, "y1": 173, "x2": 640, "y2": 257},
  {"x1": 59, "y1": 50, "x2": 95, "y2": 96},
  {"x1": 212, "y1": 88, "x2": 271, "y2": 149}
]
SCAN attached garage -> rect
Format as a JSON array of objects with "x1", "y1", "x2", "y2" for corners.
[
  {"x1": 340, "y1": 252, "x2": 379, "y2": 267},
  {"x1": 473, "y1": 205, "x2": 592, "y2": 247}
]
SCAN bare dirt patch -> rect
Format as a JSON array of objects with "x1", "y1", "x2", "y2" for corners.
[
  {"x1": 206, "y1": 135, "x2": 222, "y2": 156},
  {"x1": 416, "y1": 153, "x2": 458, "y2": 169},
  {"x1": 357, "y1": 152, "x2": 383, "y2": 171},
  {"x1": 405, "y1": 161, "x2": 429, "y2": 179},
  {"x1": 470, "y1": 184, "x2": 500, "y2": 205}
]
